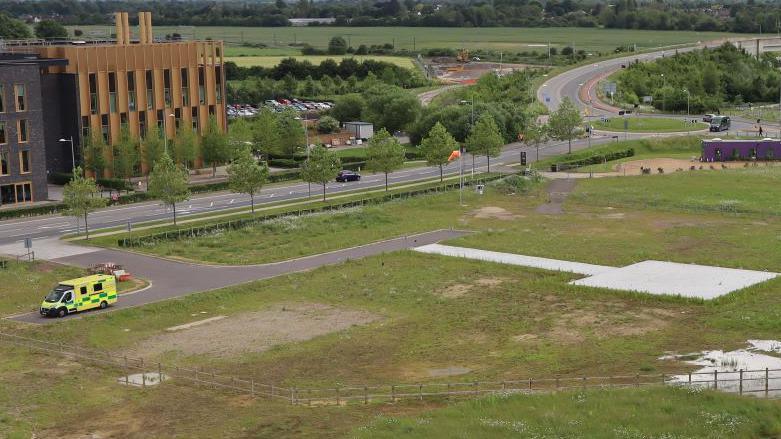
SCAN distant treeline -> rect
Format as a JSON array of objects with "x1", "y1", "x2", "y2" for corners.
[{"x1": 1, "y1": 0, "x2": 781, "y2": 32}]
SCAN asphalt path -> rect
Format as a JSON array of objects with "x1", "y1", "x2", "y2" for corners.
[{"x1": 8, "y1": 229, "x2": 468, "y2": 324}]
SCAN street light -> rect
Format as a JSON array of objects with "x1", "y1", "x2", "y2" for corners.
[
  {"x1": 661, "y1": 73, "x2": 665, "y2": 113},
  {"x1": 58, "y1": 137, "x2": 75, "y2": 172}
]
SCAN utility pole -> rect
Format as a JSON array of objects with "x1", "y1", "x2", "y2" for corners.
[{"x1": 661, "y1": 73, "x2": 666, "y2": 113}]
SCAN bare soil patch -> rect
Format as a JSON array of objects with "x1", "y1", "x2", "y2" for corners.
[
  {"x1": 472, "y1": 206, "x2": 521, "y2": 221},
  {"x1": 131, "y1": 302, "x2": 381, "y2": 358},
  {"x1": 603, "y1": 158, "x2": 781, "y2": 176},
  {"x1": 435, "y1": 277, "x2": 506, "y2": 298},
  {"x1": 548, "y1": 307, "x2": 674, "y2": 344}
]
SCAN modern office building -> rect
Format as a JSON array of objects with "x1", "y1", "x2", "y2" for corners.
[
  {"x1": 0, "y1": 53, "x2": 68, "y2": 206},
  {"x1": 4, "y1": 11, "x2": 226, "y2": 178}
]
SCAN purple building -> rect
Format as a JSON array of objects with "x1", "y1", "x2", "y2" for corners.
[{"x1": 701, "y1": 139, "x2": 781, "y2": 162}]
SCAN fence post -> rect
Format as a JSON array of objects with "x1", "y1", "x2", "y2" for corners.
[
  {"x1": 556, "y1": 376, "x2": 560, "y2": 390},
  {"x1": 739, "y1": 369, "x2": 743, "y2": 395},
  {"x1": 251, "y1": 379, "x2": 255, "y2": 397},
  {"x1": 528, "y1": 378, "x2": 532, "y2": 391},
  {"x1": 419, "y1": 384, "x2": 423, "y2": 401},
  {"x1": 158, "y1": 362, "x2": 162, "y2": 384},
  {"x1": 635, "y1": 374, "x2": 639, "y2": 388},
  {"x1": 336, "y1": 387, "x2": 340, "y2": 406},
  {"x1": 124, "y1": 356, "x2": 129, "y2": 387},
  {"x1": 447, "y1": 383, "x2": 451, "y2": 401},
  {"x1": 140, "y1": 358, "x2": 145, "y2": 389},
  {"x1": 474, "y1": 381, "x2": 479, "y2": 396},
  {"x1": 714, "y1": 370, "x2": 718, "y2": 389},
  {"x1": 291, "y1": 387, "x2": 296, "y2": 405},
  {"x1": 364, "y1": 386, "x2": 368, "y2": 405},
  {"x1": 661, "y1": 373, "x2": 665, "y2": 384},
  {"x1": 766, "y1": 368, "x2": 770, "y2": 397},
  {"x1": 391, "y1": 385, "x2": 396, "y2": 403},
  {"x1": 271, "y1": 384, "x2": 275, "y2": 397},
  {"x1": 582, "y1": 376, "x2": 586, "y2": 390},
  {"x1": 212, "y1": 370, "x2": 217, "y2": 390},
  {"x1": 502, "y1": 381, "x2": 506, "y2": 393},
  {"x1": 688, "y1": 372, "x2": 691, "y2": 385}
]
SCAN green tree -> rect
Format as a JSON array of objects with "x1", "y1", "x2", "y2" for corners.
[
  {"x1": 201, "y1": 116, "x2": 230, "y2": 177},
  {"x1": 228, "y1": 117, "x2": 255, "y2": 155},
  {"x1": 363, "y1": 86, "x2": 421, "y2": 133},
  {"x1": 420, "y1": 122, "x2": 458, "y2": 182},
  {"x1": 83, "y1": 134, "x2": 108, "y2": 179},
  {"x1": 141, "y1": 124, "x2": 165, "y2": 185},
  {"x1": 548, "y1": 97, "x2": 582, "y2": 154},
  {"x1": 34, "y1": 20, "x2": 68, "y2": 39},
  {"x1": 367, "y1": 128, "x2": 406, "y2": 191},
  {"x1": 523, "y1": 120, "x2": 549, "y2": 162},
  {"x1": 328, "y1": 36, "x2": 348, "y2": 55},
  {"x1": 112, "y1": 127, "x2": 139, "y2": 188},
  {"x1": 172, "y1": 125, "x2": 198, "y2": 169},
  {"x1": 227, "y1": 147, "x2": 269, "y2": 214},
  {"x1": 252, "y1": 108, "x2": 282, "y2": 158},
  {"x1": 0, "y1": 13, "x2": 32, "y2": 39},
  {"x1": 317, "y1": 115, "x2": 340, "y2": 133},
  {"x1": 278, "y1": 108, "x2": 306, "y2": 155},
  {"x1": 330, "y1": 94, "x2": 365, "y2": 123},
  {"x1": 465, "y1": 113, "x2": 504, "y2": 173},
  {"x1": 301, "y1": 145, "x2": 340, "y2": 201},
  {"x1": 62, "y1": 167, "x2": 107, "y2": 240},
  {"x1": 147, "y1": 153, "x2": 190, "y2": 225}
]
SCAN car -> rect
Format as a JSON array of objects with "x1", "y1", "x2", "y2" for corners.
[
  {"x1": 709, "y1": 116, "x2": 730, "y2": 132},
  {"x1": 703, "y1": 114, "x2": 716, "y2": 123},
  {"x1": 335, "y1": 170, "x2": 361, "y2": 182}
]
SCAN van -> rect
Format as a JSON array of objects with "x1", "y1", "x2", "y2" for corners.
[
  {"x1": 39, "y1": 274, "x2": 117, "y2": 318},
  {"x1": 709, "y1": 116, "x2": 730, "y2": 132}
]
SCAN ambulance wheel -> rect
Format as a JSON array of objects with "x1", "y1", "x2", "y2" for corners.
[
  {"x1": 100, "y1": 301, "x2": 108, "y2": 309},
  {"x1": 57, "y1": 308, "x2": 68, "y2": 318}
]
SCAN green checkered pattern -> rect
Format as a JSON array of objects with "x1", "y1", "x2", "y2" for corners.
[{"x1": 78, "y1": 292, "x2": 117, "y2": 309}]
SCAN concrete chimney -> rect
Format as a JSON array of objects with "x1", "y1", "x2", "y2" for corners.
[
  {"x1": 115, "y1": 12, "x2": 124, "y2": 44},
  {"x1": 122, "y1": 12, "x2": 130, "y2": 44},
  {"x1": 145, "y1": 12, "x2": 153, "y2": 43},
  {"x1": 138, "y1": 12, "x2": 147, "y2": 44}
]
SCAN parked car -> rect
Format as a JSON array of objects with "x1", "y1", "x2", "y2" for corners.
[
  {"x1": 703, "y1": 114, "x2": 716, "y2": 123},
  {"x1": 709, "y1": 116, "x2": 731, "y2": 132},
  {"x1": 335, "y1": 170, "x2": 361, "y2": 182}
]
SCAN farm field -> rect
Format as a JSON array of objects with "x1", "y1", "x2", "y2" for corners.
[
  {"x1": 67, "y1": 25, "x2": 743, "y2": 53},
  {"x1": 226, "y1": 55, "x2": 416, "y2": 69},
  {"x1": 592, "y1": 117, "x2": 707, "y2": 133}
]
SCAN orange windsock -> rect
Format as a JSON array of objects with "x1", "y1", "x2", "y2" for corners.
[{"x1": 448, "y1": 150, "x2": 461, "y2": 161}]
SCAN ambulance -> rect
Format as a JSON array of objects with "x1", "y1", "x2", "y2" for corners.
[{"x1": 40, "y1": 274, "x2": 117, "y2": 318}]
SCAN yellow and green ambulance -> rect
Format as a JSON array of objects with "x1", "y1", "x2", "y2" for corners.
[{"x1": 40, "y1": 274, "x2": 117, "y2": 318}]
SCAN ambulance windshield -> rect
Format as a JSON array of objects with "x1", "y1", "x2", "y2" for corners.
[{"x1": 45, "y1": 285, "x2": 72, "y2": 303}]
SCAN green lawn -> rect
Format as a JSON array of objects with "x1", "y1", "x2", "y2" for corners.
[
  {"x1": 355, "y1": 387, "x2": 781, "y2": 438},
  {"x1": 67, "y1": 25, "x2": 744, "y2": 53},
  {"x1": 592, "y1": 117, "x2": 707, "y2": 133},
  {"x1": 226, "y1": 55, "x2": 416, "y2": 69}
]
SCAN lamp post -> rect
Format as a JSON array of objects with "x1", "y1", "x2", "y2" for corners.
[
  {"x1": 661, "y1": 74, "x2": 665, "y2": 113},
  {"x1": 296, "y1": 114, "x2": 311, "y2": 198},
  {"x1": 684, "y1": 88, "x2": 690, "y2": 135},
  {"x1": 58, "y1": 137, "x2": 75, "y2": 172}
]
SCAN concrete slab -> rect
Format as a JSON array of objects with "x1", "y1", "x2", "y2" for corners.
[
  {"x1": 414, "y1": 244, "x2": 613, "y2": 276},
  {"x1": 571, "y1": 260, "x2": 777, "y2": 299},
  {"x1": 0, "y1": 238, "x2": 101, "y2": 261}
]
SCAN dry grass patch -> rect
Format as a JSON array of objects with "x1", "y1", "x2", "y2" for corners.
[
  {"x1": 471, "y1": 206, "x2": 522, "y2": 220},
  {"x1": 129, "y1": 302, "x2": 381, "y2": 359}
]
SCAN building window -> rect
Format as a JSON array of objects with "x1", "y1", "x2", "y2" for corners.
[
  {"x1": 0, "y1": 121, "x2": 5, "y2": 144},
  {"x1": 127, "y1": 71, "x2": 137, "y2": 112},
  {"x1": 139, "y1": 111, "x2": 147, "y2": 137},
  {"x1": 0, "y1": 183, "x2": 31, "y2": 204},
  {"x1": 17, "y1": 120, "x2": 29, "y2": 143},
  {"x1": 146, "y1": 70, "x2": 154, "y2": 111},
  {"x1": 181, "y1": 68, "x2": 189, "y2": 106},
  {"x1": 101, "y1": 114, "x2": 109, "y2": 143},
  {"x1": 19, "y1": 150, "x2": 31, "y2": 174},
  {"x1": 109, "y1": 72, "x2": 117, "y2": 113},
  {"x1": 215, "y1": 66, "x2": 223, "y2": 103},
  {"x1": 0, "y1": 151, "x2": 8, "y2": 175},
  {"x1": 164, "y1": 69, "x2": 172, "y2": 108},
  {"x1": 208, "y1": 105, "x2": 215, "y2": 116},
  {"x1": 157, "y1": 109, "x2": 164, "y2": 131},
  {"x1": 191, "y1": 107, "x2": 199, "y2": 131},
  {"x1": 0, "y1": 84, "x2": 4, "y2": 113},
  {"x1": 198, "y1": 67, "x2": 205, "y2": 105},
  {"x1": 174, "y1": 108, "x2": 181, "y2": 129},
  {"x1": 120, "y1": 112, "x2": 128, "y2": 129},
  {"x1": 89, "y1": 73, "x2": 98, "y2": 115},
  {"x1": 81, "y1": 116, "x2": 90, "y2": 139},
  {"x1": 14, "y1": 84, "x2": 26, "y2": 112}
]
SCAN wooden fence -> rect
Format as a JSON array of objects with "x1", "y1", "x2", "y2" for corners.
[{"x1": 3, "y1": 331, "x2": 779, "y2": 406}]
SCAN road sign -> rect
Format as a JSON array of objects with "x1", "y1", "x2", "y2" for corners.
[
  {"x1": 520, "y1": 151, "x2": 527, "y2": 166},
  {"x1": 24, "y1": 237, "x2": 32, "y2": 249},
  {"x1": 602, "y1": 82, "x2": 617, "y2": 95}
]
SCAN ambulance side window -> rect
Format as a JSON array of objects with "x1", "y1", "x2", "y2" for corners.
[
  {"x1": 94, "y1": 283, "x2": 103, "y2": 292},
  {"x1": 63, "y1": 292, "x2": 72, "y2": 302},
  {"x1": 80, "y1": 287, "x2": 87, "y2": 295}
]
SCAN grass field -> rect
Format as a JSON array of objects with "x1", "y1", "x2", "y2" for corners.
[
  {"x1": 593, "y1": 117, "x2": 707, "y2": 133},
  {"x1": 5, "y1": 169, "x2": 781, "y2": 436},
  {"x1": 356, "y1": 387, "x2": 781, "y2": 437},
  {"x1": 67, "y1": 25, "x2": 743, "y2": 53},
  {"x1": 226, "y1": 55, "x2": 417, "y2": 69}
]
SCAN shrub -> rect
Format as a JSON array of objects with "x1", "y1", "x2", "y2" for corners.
[
  {"x1": 317, "y1": 116, "x2": 340, "y2": 133},
  {"x1": 552, "y1": 148, "x2": 634, "y2": 171}
]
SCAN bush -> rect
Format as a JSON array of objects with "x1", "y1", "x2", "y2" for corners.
[
  {"x1": 96, "y1": 178, "x2": 133, "y2": 192},
  {"x1": 489, "y1": 174, "x2": 543, "y2": 195},
  {"x1": 552, "y1": 148, "x2": 635, "y2": 171},
  {"x1": 268, "y1": 158, "x2": 300, "y2": 168},
  {"x1": 48, "y1": 172, "x2": 74, "y2": 185},
  {"x1": 317, "y1": 116, "x2": 340, "y2": 133}
]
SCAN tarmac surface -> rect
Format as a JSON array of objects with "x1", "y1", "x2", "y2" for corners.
[{"x1": 8, "y1": 229, "x2": 467, "y2": 325}]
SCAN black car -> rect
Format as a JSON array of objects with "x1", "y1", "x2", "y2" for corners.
[{"x1": 336, "y1": 170, "x2": 361, "y2": 182}]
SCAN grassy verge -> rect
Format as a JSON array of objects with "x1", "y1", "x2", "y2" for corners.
[
  {"x1": 533, "y1": 136, "x2": 701, "y2": 172},
  {"x1": 355, "y1": 386, "x2": 781, "y2": 438},
  {"x1": 593, "y1": 117, "x2": 707, "y2": 133}
]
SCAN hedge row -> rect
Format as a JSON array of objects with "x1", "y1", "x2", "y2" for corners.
[
  {"x1": 48, "y1": 172, "x2": 133, "y2": 191},
  {"x1": 551, "y1": 148, "x2": 635, "y2": 172},
  {"x1": 117, "y1": 174, "x2": 502, "y2": 248}
]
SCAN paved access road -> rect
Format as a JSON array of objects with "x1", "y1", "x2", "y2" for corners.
[{"x1": 8, "y1": 229, "x2": 468, "y2": 324}]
